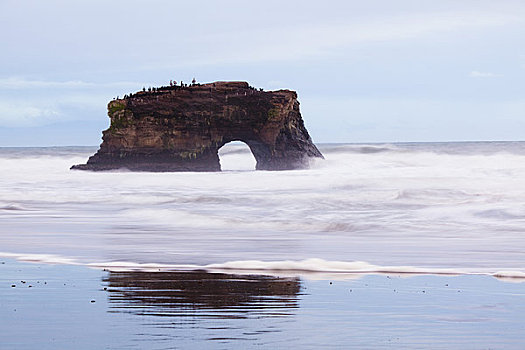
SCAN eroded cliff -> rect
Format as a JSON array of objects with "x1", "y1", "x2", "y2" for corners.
[{"x1": 72, "y1": 81, "x2": 323, "y2": 171}]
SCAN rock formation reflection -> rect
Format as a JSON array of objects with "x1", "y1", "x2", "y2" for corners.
[{"x1": 104, "y1": 271, "x2": 301, "y2": 320}]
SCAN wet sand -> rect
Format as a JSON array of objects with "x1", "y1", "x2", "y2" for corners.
[{"x1": 1, "y1": 258, "x2": 524, "y2": 350}]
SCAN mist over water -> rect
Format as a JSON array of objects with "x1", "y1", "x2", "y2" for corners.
[{"x1": 1, "y1": 142, "x2": 525, "y2": 276}]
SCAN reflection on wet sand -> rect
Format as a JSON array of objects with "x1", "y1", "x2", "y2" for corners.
[{"x1": 104, "y1": 271, "x2": 301, "y2": 319}]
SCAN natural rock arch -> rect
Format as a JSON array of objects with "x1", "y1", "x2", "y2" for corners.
[{"x1": 72, "y1": 81, "x2": 323, "y2": 172}]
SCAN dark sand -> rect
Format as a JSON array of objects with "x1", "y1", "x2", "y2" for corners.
[{"x1": 1, "y1": 258, "x2": 524, "y2": 349}]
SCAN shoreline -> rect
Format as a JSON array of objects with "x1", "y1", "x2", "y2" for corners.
[
  {"x1": 2, "y1": 257, "x2": 525, "y2": 349},
  {"x1": 2, "y1": 252, "x2": 525, "y2": 283}
]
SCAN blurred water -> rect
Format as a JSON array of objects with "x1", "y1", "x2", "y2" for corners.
[{"x1": 1, "y1": 142, "x2": 525, "y2": 275}]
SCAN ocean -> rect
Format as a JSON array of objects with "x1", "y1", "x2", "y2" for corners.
[
  {"x1": 2, "y1": 141, "x2": 525, "y2": 349},
  {"x1": 1, "y1": 141, "x2": 524, "y2": 279}
]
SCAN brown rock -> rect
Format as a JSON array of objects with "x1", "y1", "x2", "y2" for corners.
[{"x1": 71, "y1": 81, "x2": 323, "y2": 171}]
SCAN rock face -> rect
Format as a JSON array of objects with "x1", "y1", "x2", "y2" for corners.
[{"x1": 72, "y1": 81, "x2": 323, "y2": 171}]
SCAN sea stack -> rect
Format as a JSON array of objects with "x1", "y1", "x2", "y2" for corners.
[{"x1": 72, "y1": 81, "x2": 323, "y2": 171}]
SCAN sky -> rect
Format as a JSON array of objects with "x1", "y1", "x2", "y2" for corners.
[{"x1": 0, "y1": 0, "x2": 524, "y2": 146}]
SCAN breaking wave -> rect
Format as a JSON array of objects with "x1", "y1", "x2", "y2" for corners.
[{"x1": 1, "y1": 252, "x2": 524, "y2": 282}]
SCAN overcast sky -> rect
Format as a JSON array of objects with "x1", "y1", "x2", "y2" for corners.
[{"x1": 1, "y1": 0, "x2": 524, "y2": 145}]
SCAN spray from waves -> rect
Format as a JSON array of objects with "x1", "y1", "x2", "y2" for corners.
[{"x1": 2, "y1": 252, "x2": 524, "y2": 282}]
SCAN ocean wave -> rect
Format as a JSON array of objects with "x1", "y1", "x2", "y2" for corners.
[
  {"x1": 83, "y1": 259, "x2": 525, "y2": 281},
  {"x1": 0, "y1": 252, "x2": 80, "y2": 265},
  {"x1": 2, "y1": 252, "x2": 524, "y2": 282},
  {"x1": 0, "y1": 204, "x2": 27, "y2": 211},
  {"x1": 394, "y1": 189, "x2": 480, "y2": 204},
  {"x1": 474, "y1": 209, "x2": 525, "y2": 220},
  {"x1": 319, "y1": 144, "x2": 399, "y2": 154},
  {"x1": 316, "y1": 141, "x2": 525, "y2": 157}
]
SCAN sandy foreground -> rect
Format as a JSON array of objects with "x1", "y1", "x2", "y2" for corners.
[{"x1": 1, "y1": 258, "x2": 524, "y2": 350}]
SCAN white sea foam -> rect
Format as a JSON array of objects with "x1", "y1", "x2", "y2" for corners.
[
  {"x1": 0, "y1": 252, "x2": 80, "y2": 265},
  {"x1": 1, "y1": 143, "x2": 525, "y2": 277},
  {"x1": 2, "y1": 252, "x2": 524, "y2": 281}
]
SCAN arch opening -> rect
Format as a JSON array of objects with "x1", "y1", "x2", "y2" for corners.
[{"x1": 218, "y1": 141, "x2": 257, "y2": 171}]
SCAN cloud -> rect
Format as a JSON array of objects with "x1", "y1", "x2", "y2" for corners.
[
  {"x1": 145, "y1": 10, "x2": 522, "y2": 69},
  {"x1": 0, "y1": 78, "x2": 149, "y2": 128},
  {"x1": 0, "y1": 92, "x2": 113, "y2": 128},
  {"x1": 0, "y1": 102, "x2": 60, "y2": 127},
  {"x1": 469, "y1": 71, "x2": 502, "y2": 78},
  {"x1": 303, "y1": 96, "x2": 525, "y2": 142}
]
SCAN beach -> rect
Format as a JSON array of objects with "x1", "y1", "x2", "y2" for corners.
[{"x1": 2, "y1": 258, "x2": 524, "y2": 349}]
